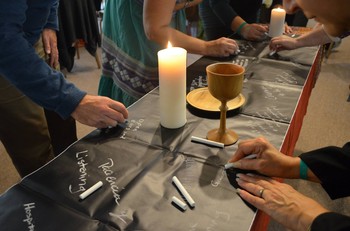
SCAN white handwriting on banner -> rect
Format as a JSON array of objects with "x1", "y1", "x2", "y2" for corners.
[
  {"x1": 275, "y1": 72, "x2": 298, "y2": 85},
  {"x1": 99, "y1": 158, "x2": 122, "y2": 205},
  {"x1": 211, "y1": 168, "x2": 226, "y2": 187},
  {"x1": 120, "y1": 119, "x2": 145, "y2": 139},
  {"x1": 23, "y1": 202, "x2": 35, "y2": 231},
  {"x1": 188, "y1": 211, "x2": 231, "y2": 230},
  {"x1": 69, "y1": 150, "x2": 89, "y2": 194}
]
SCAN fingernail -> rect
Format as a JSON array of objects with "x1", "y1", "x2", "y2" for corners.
[
  {"x1": 236, "y1": 173, "x2": 242, "y2": 178},
  {"x1": 236, "y1": 188, "x2": 241, "y2": 194}
]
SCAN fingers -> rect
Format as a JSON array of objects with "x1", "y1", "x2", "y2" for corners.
[
  {"x1": 209, "y1": 38, "x2": 239, "y2": 57},
  {"x1": 237, "y1": 188, "x2": 265, "y2": 210},
  {"x1": 236, "y1": 173, "x2": 276, "y2": 209},
  {"x1": 244, "y1": 24, "x2": 268, "y2": 41},
  {"x1": 107, "y1": 100, "x2": 129, "y2": 122},
  {"x1": 229, "y1": 137, "x2": 268, "y2": 162},
  {"x1": 72, "y1": 95, "x2": 129, "y2": 128}
]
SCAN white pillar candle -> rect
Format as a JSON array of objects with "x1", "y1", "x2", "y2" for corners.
[
  {"x1": 268, "y1": 8, "x2": 286, "y2": 37},
  {"x1": 157, "y1": 42, "x2": 187, "y2": 129}
]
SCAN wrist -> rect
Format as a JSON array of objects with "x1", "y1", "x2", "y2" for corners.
[
  {"x1": 280, "y1": 156, "x2": 301, "y2": 179},
  {"x1": 299, "y1": 158, "x2": 308, "y2": 180},
  {"x1": 236, "y1": 22, "x2": 248, "y2": 36}
]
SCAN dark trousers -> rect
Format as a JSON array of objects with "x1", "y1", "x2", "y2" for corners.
[{"x1": 0, "y1": 38, "x2": 77, "y2": 177}]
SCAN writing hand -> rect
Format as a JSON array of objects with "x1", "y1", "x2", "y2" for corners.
[
  {"x1": 71, "y1": 95, "x2": 129, "y2": 128},
  {"x1": 205, "y1": 37, "x2": 239, "y2": 57},
  {"x1": 228, "y1": 137, "x2": 300, "y2": 179},
  {"x1": 269, "y1": 35, "x2": 299, "y2": 52},
  {"x1": 241, "y1": 23, "x2": 269, "y2": 41}
]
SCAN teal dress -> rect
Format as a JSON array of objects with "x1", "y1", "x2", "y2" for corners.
[{"x1": 98, "y1": 0, "x2": 186, "y2": 107}]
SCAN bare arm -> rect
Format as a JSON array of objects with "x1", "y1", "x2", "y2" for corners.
[
  {"x1": 143, "y1": 0, "x2": 238, "y2": 57},
  {"x1": 270, "y1": 24, "x2": 334, "y2": 51}
]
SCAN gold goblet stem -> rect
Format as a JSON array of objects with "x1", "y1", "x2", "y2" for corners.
[{"x1": 218, "y1": 101, "x2": 228, "y2": 136}]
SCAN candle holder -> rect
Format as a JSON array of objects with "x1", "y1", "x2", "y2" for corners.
[{"x1": 206, "y1": 63, "x2": 244, "y2": 145}]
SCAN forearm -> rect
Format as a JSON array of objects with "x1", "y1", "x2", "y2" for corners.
[
  {"x1": 144, "y1": 0, "x2": 207, "y2": 55},
  {"x1": 231, "y1": 16, "x2": 246, "y2": 33},
  {"x1": 45, "y1": 0, "x2": 59, "y2": 31},
  {"x1": 295, "y1": 26, "x2": 333, "y2": 48},
  {"x1": 0, "y1": 34, "x2": 85, "y2": 119}
]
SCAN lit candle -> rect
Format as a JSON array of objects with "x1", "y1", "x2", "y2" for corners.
[
  {"x1": 157, "y1": 42, "x2": 187, "y2": 129},
  {"x1": 268, "y1": 8, "x2": 286, "y2": 37}
]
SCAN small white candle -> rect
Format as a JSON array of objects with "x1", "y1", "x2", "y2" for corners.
[
  {"x1": 268, "y1": 8, "x2": 286, "y2": 37},
  {"x1": 79, "y1": 181, "x2": 103, "y2": 200},
  {"x1": 157, "y1": 42, "x2": 187, "y2": 129},
  {"x1": 171, "y1": 196, "x2": 188, "y2": 210},
  {"x1": 172, "y1": 176, "x2": 195, "y2": 207}
]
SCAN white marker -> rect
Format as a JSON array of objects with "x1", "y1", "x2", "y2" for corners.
[
  {"x1": 172, "y1": 196, "x2": 187, "y2": 210},
  {"x1": 172, "y1": 176, "x2": 195, "y2": 207},
  {"x1": 224, "y1": 154, "x2": 258, "y2": 169},
  {"x1": 191, "y1": 136, "x2": 224, "y2": 148},
  {"x1": 224, "y1": 162, "x2": 235, "y2": 169},
  {"x1": 79, "y1": 181, "x2": 103, "y2": 200},
  {"x1": 269, "y1": 50, "x2": 277, "y2": 56}
]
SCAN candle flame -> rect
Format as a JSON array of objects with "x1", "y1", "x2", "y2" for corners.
[{"x1": 167, "y1": 41, "x2": 172, "y2": 48}]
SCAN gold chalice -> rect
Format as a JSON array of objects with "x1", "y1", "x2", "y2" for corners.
[{"x1": 206, "y1": 63, "x2": 244, "y2": 145}]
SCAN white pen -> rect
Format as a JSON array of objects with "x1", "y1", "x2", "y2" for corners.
[
  {"x1": 172, "y1": 176, "x2": 195, "y2": 207},
  {"x1": 191, "y1": 136, "x2": 224, "y2": 148},
  {"x1": 171, "y1": 196, "x2": 187, "y2": 210},
  {"x1": 224, "y1": 154, "x2": 258, "y2": 169},
  {"x1": 79, "y1": 181, "x2": 103, "y2": 200}
]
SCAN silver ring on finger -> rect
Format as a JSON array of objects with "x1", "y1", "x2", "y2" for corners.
[{"x1": 258, "y1": 188, "x2": 265, "y2": 198}]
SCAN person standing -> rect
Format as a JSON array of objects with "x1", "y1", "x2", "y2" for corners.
[
  {"x1": 98, "y1": 0, "x2": 238, "y2": 107},
  {"x1": 0, "y1": 0, "x2": 128, "y2": 176}
]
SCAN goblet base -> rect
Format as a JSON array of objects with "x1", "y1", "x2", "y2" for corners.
[{"x1": 207, "y1": 128, "x2": 238, "y2": 146}]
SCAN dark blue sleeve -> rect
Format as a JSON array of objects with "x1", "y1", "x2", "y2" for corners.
[
  {"x1": 44, "y1": 0, "x2": 59, "y2": 31},
  {"x1": 0, "y1": 0, "x2": 86, "y2": 119},
  {"x1": 208, "y1": 0, "x2": 238, "y2": 27}
]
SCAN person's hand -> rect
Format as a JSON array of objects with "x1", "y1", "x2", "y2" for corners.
[
  {"x1": 71, "y1": 95, "x2": 129, "y2": 128},
  {"x1": 228, "y1": 137, "x2": 300, "y2": 179},
  {"x1": 42, "y1": 28, "x2": 59, "y2": 68},
  {"x1": 240, "y1": 23, "x2": 268, "y2": 41},
  {"x1": 284, "y1": 23, "x2": 294, "y2": 35},
  {"x1": 205, "y1": 37, "x2": 239, "y2": 57},
  {"x1": 236, "y1": 173, "x2": 329, "y2": 231},
  {"x1": 269, "y1": 35, "x2": 300, "y2": 52}
]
